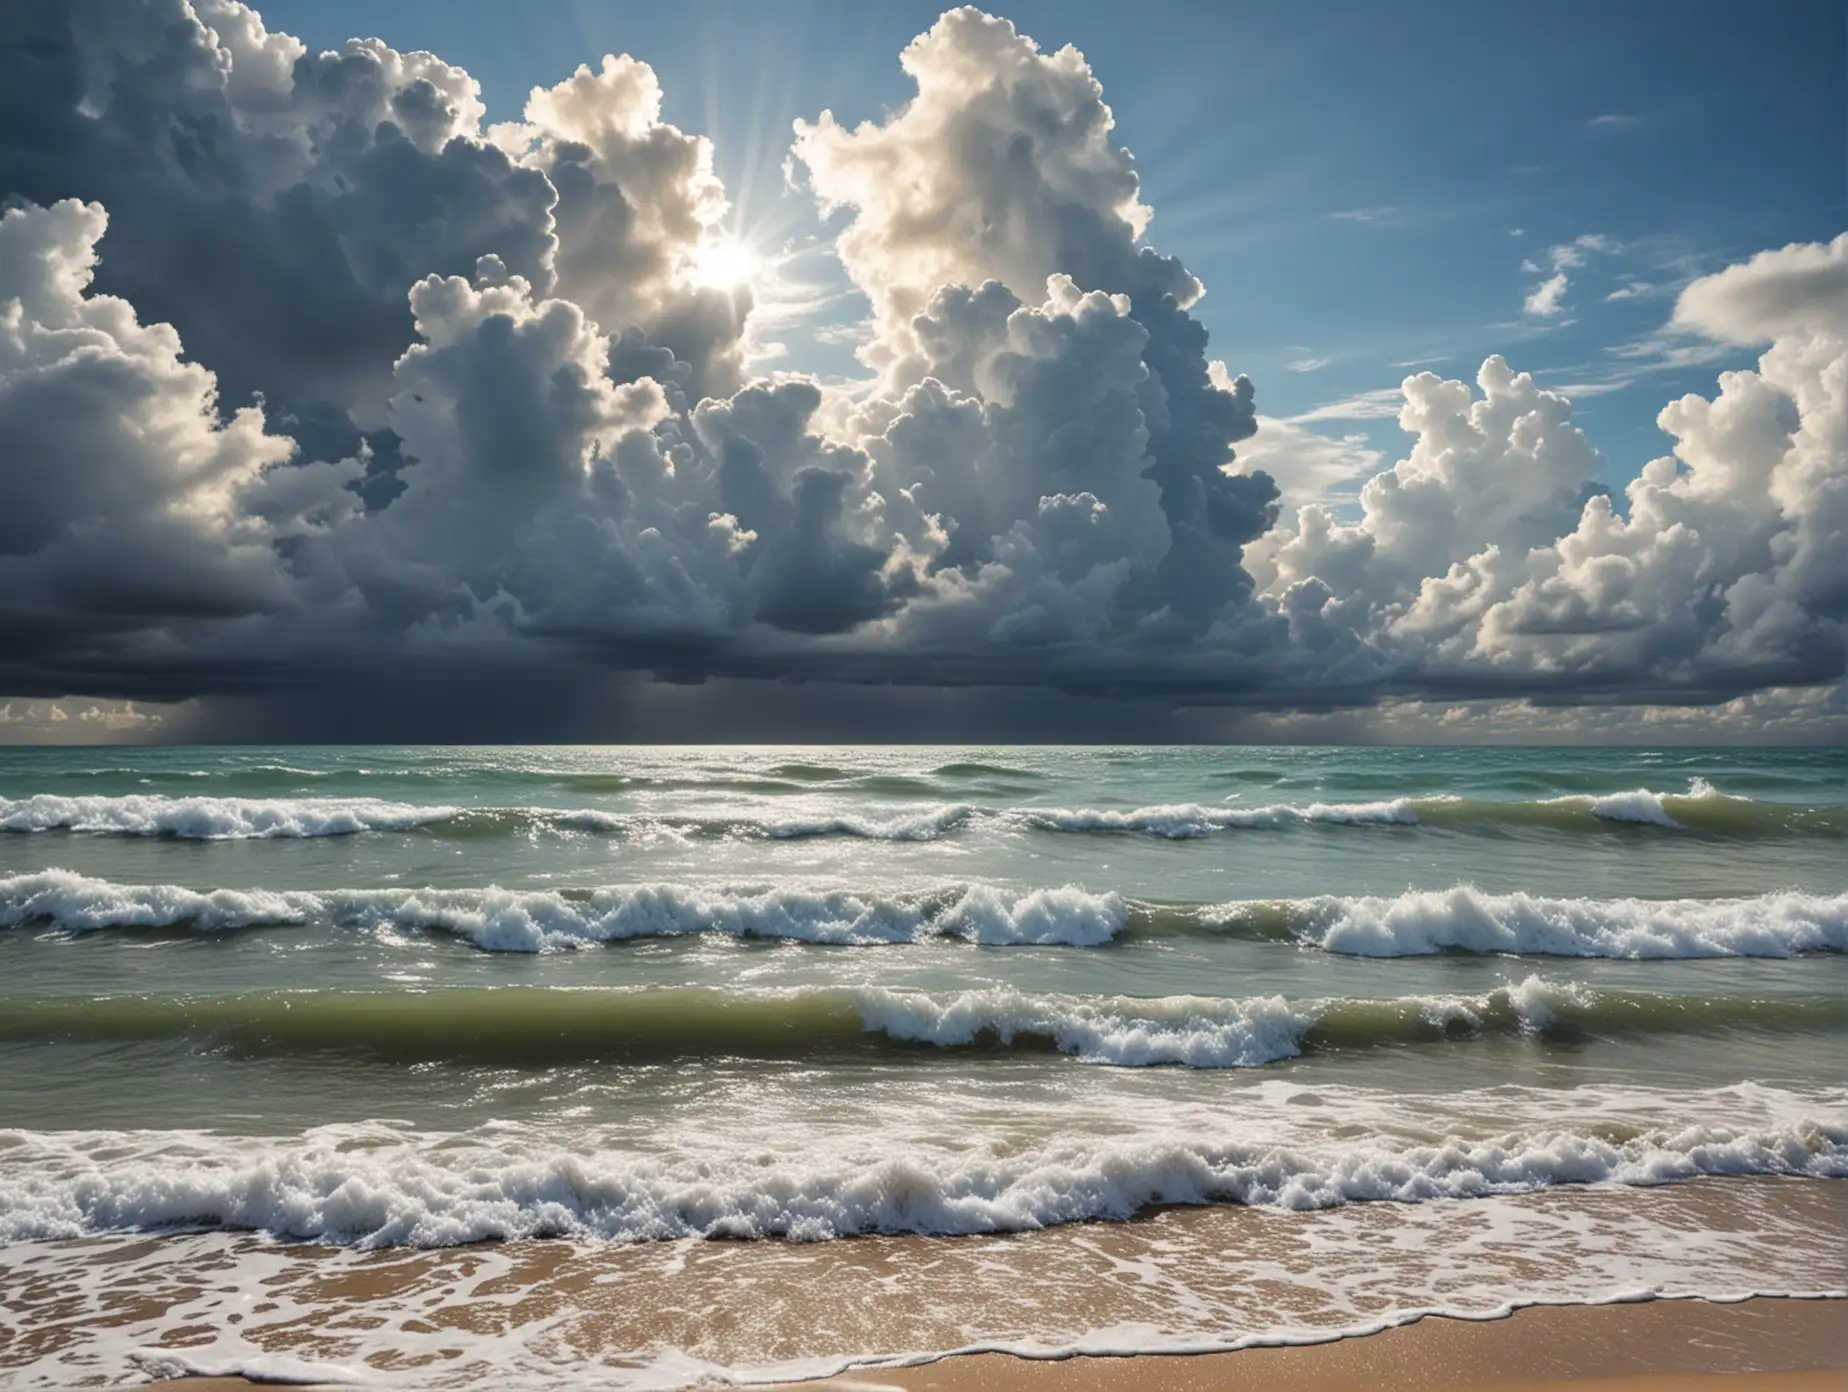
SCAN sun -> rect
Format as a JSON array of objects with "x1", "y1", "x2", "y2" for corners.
[{"x1": 687, "y1": 236, "x2": 761, "y2": 291}]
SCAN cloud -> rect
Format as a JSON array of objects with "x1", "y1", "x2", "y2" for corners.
[
  {"x1": 1254, "y1": 235, "x2": 1848, "y2": 706},
  {"x1": 0, "y1": 0, "x2": 751, "y2": 466},
  {"x1": 494, "y1": 53, "x2": 754, "y2": 400},
  {"x1": 1520, "y1": 234, "x2": 1624, "y2": 316},
  {"x1": 0, "y1": 199, "x2": 301, "y2": 698},
  {"x1": 1605, "y1": 281, "x2": 1656, "y2": 301},
  {"x1": 0, "y1": 696, "x2": 170, "y2": 742},
  {"x1": 1237, "y1": 419, "x2": 1383, "y2": 510},
  {"x1": 1285, "y1": 388, "x2": 1406, "y2": 424},
  {"x1": 1587, "y1": 113, "x2": 1645, "y2": 131},
  {"x1": 1673, "y1": 233, "x2": 1848, "y2": 345},
  {"x1": 791, "y1": 7, "x2": 1279, "y2": 628},
  {"x1": 1524, "y1": 272, "x2": 1571, "y2": 316},
  {"x1": 0, "y1": 3, "x2": 1841, "y2": 737},
  {"x1": 1330, "y1": 206, "x2": 1397, "y2": 225}
]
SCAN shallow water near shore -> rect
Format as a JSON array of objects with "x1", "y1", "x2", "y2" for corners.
[{"x1": 0, "y1": 746, "x2": 1843, "y2": 1386}]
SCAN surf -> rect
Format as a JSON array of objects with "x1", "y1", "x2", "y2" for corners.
[{"x1": 3, "y1": 980, "x2": 1842, "y2": 1067}]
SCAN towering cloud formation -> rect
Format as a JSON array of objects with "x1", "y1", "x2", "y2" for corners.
[
  {"x1": 796, "y1": 9, "x2": 1279, "y2": 630},
  {"x1": 1253, "y1": 234, "x2": 1847, "y2": 704},
  {"x1": 0, "y1": 0, "x2": 746, "y2": 462},
  {"x1": 0, "y1": 0, "x2": 1841, "y2": 735},
  {"x1": 0, "y1": 199, "x2": 296, "y2": 697}
]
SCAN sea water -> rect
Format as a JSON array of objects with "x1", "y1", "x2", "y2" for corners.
[{"x1": 0, "y1": 746, "x2": 1843, "y2": 1385}]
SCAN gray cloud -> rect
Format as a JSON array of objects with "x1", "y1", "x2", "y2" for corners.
[{"x1": 0, "y1": 2, "x2": 1841, "y2": 738}]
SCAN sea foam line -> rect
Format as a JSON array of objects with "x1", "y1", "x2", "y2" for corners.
[
  {"x1": 0, "y1": 870, "x2": 1127, "y2": 949},
  {"x1": 5, "y1": 782, "x2": 1834, "y2": 842},
  {"x1": 4, "y1": 871, "x2": 1846, "y2": 958},
  {"x1": 1268, "y1": 885, "x2": 1848, "y2": 959},
  {"x1": 1, "y1": 1113, "x2": 1841, "y2": 1246},
  {"x1": 0, "y1": 793, "x2": 459, "y2": 839}
]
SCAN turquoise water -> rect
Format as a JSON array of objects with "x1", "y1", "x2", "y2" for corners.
[{"x1": 0, "y1": 746, "x2": 1844, "y2": 1386}]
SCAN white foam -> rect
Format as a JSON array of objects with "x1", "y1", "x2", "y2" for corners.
[
  {"x1": 1554, "y1": 778, "x2": 1732, "y2": 828},
  {"x1": 854, "y1": 987, "x2": 1314, "y2": 1067},
  {"x1": 1, "y1": 1112, "x2": 1840, "y2": 1246},
  {"x1": 0, "y1": 871, "x2": 1129, "y2": 950},
  {"x1": 363, "y1": 884, "x2": 1126, "y2": 951},
  {"x1": 1290, "y1": 885, "x2": 1848, "y2": 958},
  {"x1": 761, "y1": 804, "x2": 979, "y2": 840},
  {"x1": 0, "y1": 793, "x2": 457, "y2": 838},
  {"x1": 1413, "y1": 975, "x2": 1588, "y2": 1032},
  {"x1": 1020, "y1": 799, "x2": 1419, "y2": 837},
  {"x1": 1583, "y1": 789, "x2": 1683, "y2": 827},
  {"x1": 8, "y1": 1202, "x2": 1842, "y2": 1391},
  {"x1": 0, "y1": 868, "x2": 316, "y2": 931},
  {"x1": 126, "y1": 1347, "x2": 360, "y2": 1385}
]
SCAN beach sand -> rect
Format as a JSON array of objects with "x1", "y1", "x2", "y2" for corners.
[
  {"x1": 790, "y1": 1295, "x2": 1847, "y2": 1389},
  {"x1": 151, "y1": 1296, "x2": 1845, "y2": 1389}
]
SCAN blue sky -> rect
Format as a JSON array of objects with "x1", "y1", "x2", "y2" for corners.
[{"x1": 259, "y1": 0, "x2": 1845, "y2": 495}]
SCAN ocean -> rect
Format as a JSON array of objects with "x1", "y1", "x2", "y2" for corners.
[{"x1": 0, "y1": 745, "x2": 1843, "y2": 1387}]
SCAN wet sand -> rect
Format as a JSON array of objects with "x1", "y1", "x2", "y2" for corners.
[
  {"x1": 152, "y1": 1296, "x2": 1845, "y2": 1389},
  {"x1": 17, "y1": 1179, "x2": 1833, "y2": 1388},
  {"x1": 792, "y1": 1295, "x2": 1846, "y2": 1389}
]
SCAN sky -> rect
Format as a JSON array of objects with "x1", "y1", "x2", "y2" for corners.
[{"x1": 0, "y1": 0, "x2": 1843, "y2": 742}]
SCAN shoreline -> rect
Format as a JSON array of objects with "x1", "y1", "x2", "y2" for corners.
[{"x1": 146, "y1": 1294, "x2": 1846, "y2": 1390}]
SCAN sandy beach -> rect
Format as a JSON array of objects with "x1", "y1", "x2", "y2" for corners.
[{"x1": 148, "y1": 1296, "x2": 1844, "y2": 1389}]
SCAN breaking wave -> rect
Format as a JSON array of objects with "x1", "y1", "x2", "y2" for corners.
[
  {"x1": 1248, "y1": 885, "x2": 1848, "y2": 959},
  {"x1": 3, "y1": 782, "x2": 1841, "y2": 842},
  {"x1": 0, "y1": 870, "x2": 1127, "y2": 949},
  {"x1": 2, "y1": 1108, "x2": 1841, "y2": 1245},
  {"x1": 4, "y1": 871, "x2": 1844, "y2": 958}
]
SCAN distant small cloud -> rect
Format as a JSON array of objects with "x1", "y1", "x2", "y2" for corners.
[
  {"x1": 1606, "y1": 334, "x2": 1735, "y2": 369},
  {"x1": 1330, "y1": 206, "x2": 1397, "y2": 225},
  {"x1": 1521, "y1": 234, "x2": 1622, "y2": 317},
  {"x1": 1548, "y1": 233, "x2": 1620, "y2": 271},
  {"x1": 1604, "y1": 281, "x2": 1655, "y2": 302},
  {"x1": 1507, "y1": 228, "x2": 1525, "y2": 237},
  {"x1": 1285, "y1": 387, "x2": 1405, "y2": 425},
  {"x1": 812, "y1": 318, "x2": 875, "y2": 346},
  {"x1": 1545, "y1": 377, "x2": 1636, "y2": 399},
  {"x1": 1588, "y1": 113, "x2": 1645, "y2": 130},
  {"x1": 1524, "y1": 271, "x2": 1570, "y2": 316},
  {"x1": 1238, "y1": 418, "x2": 1383, "y2": 508},
  {"x1": 1286, "y1": 355, "x2": 1333, "y2": 373},
  {"x1": 0, "y1": 697, "x2": 169, "y2": 743}
]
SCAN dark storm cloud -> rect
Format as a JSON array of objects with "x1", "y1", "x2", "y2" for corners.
[{"x1": 0, "y1": 1, "x2": 1842, "y2": 739}]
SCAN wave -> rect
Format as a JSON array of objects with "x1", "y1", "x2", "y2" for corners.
[
  {"x1": 0, "y1": 794, "x2": 459, "y2": 838},
  {"x1": 1030, "y1": 783, "x2": 1846, "y2": 839},
  {"x1": 6, "y1": 872, "x2": 1846, "y2": 958},
  {"x1": 0, "y1": 870, "x2": 1127, "y2": 949},
  {"x1": 723, "y1": 803, "x2": 979, "y2": 841},
  {"x1": 3, "y1": 980, "x2": 1842, "y2": 1068},
  {"x1": 1020, "y1": 798, "x2": 1421, "y2": 836},
  {"x1": 3, "y1": 1109, "x2": 1841, "y2": 1245},
  {"x1": 4, "y1": 781, "x2": 1843, "y2": 842},
  {"x1": 1246, "y1": 885, "x2": 1848, "y2": 959},
  {"x1": 0, "y1": 793, "x2": 987, "y2": 842}
]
